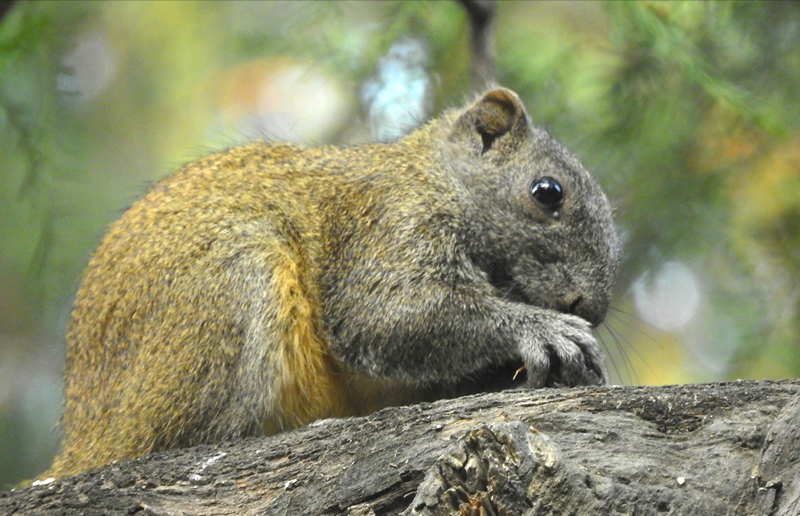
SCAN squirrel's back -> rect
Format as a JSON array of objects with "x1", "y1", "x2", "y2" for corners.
[{"x1": 51, "y1": 133, "x2": 450, "y2": 477}]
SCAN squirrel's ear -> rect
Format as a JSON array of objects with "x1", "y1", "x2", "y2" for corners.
[{"x1": 453, "y1": 88, "x2": 528, "y2": 154}]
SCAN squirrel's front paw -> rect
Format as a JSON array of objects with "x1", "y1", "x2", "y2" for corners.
[{"x1": 520, "y1": 313, "x2": 607, "y2": 388}]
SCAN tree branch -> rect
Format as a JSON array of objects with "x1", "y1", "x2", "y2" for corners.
[
  {"x1": 2, "y1": 380, "x2": 799, "y2": 515},
  {"x1": 457, "y1": 0, "x2": 497, "y2": 93},
  {"x1": 0, "y1": 0, "x2": 15, "y2": 24}
]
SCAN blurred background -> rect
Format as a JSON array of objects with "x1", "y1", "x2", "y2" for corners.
[{"x1": 2, "y1": 0, "x2": 799, "y2": 487}]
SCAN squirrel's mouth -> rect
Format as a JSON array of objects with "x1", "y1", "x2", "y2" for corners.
[
  {"x1": 487, "y1": 265, "x2": 600, "y2": 328},
  {"x1": 487, "y1": 268, "x2": 533, "y2": 306},
  {"x1": 481, "y1": 266, "x2": 586, "y2": 388}
]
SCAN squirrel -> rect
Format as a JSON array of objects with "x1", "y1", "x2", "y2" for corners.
[{"x1": 46, "y1": 88, "x2": 620, "y2": 478}]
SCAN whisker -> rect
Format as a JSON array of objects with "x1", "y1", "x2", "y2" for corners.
[
  {"x1": 596, "y1": 322, "x2": 635, "y2": 385},
  {"x1": 604, "y1": 310, "x2": 663, "y2": 382},
  {"x1": 603, "y1": 322, "x2": 641, "y2": 385},
  {"x1": 615, "y1": 325, "x2": 642, "y2": 384},
  {"x1": 595, "y1": 327, "x2": 626, "y2": 385},
  {"x1": 607, "y1": 308, "x2": 667, "y2": 350}
]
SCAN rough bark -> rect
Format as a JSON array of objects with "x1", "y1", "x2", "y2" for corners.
[{"x1": 2, "y1": 380, "x2": 799, "y2": 515}]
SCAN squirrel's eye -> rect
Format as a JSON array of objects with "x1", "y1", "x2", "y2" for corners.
[{"x1": 529, "y1": 176, "x2": 563, "y2": 213}]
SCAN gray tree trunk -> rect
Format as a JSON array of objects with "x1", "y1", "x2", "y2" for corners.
[{"x1": 2, "y1": 380, "x2": 799, "y2": 515}]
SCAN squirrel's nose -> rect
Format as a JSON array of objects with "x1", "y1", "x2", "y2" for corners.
[{"x1": 556, "y1": 293, "x2": 607, "y2": 328}]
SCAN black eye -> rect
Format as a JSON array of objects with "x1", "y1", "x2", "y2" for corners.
[{"x1": 529, "y1": 176, "x2": 564, "y2": 213}]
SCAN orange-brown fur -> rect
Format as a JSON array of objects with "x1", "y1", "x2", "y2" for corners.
[{"x1": 48, "y1": 139, "x2": 441, "y2": 477}]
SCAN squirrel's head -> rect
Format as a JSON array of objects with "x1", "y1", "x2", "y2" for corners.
[{"x1": 443, "y1": 88, "x2": 620, "y2": 327}]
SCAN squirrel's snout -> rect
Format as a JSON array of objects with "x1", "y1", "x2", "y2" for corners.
[{"x1": 556, "y1": 293, "x2": 607, "y2": 328}]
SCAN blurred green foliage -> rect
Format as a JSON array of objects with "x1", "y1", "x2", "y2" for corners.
[{"x1": 1, "y1": 0, "x2": 799, "y2": 487}]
